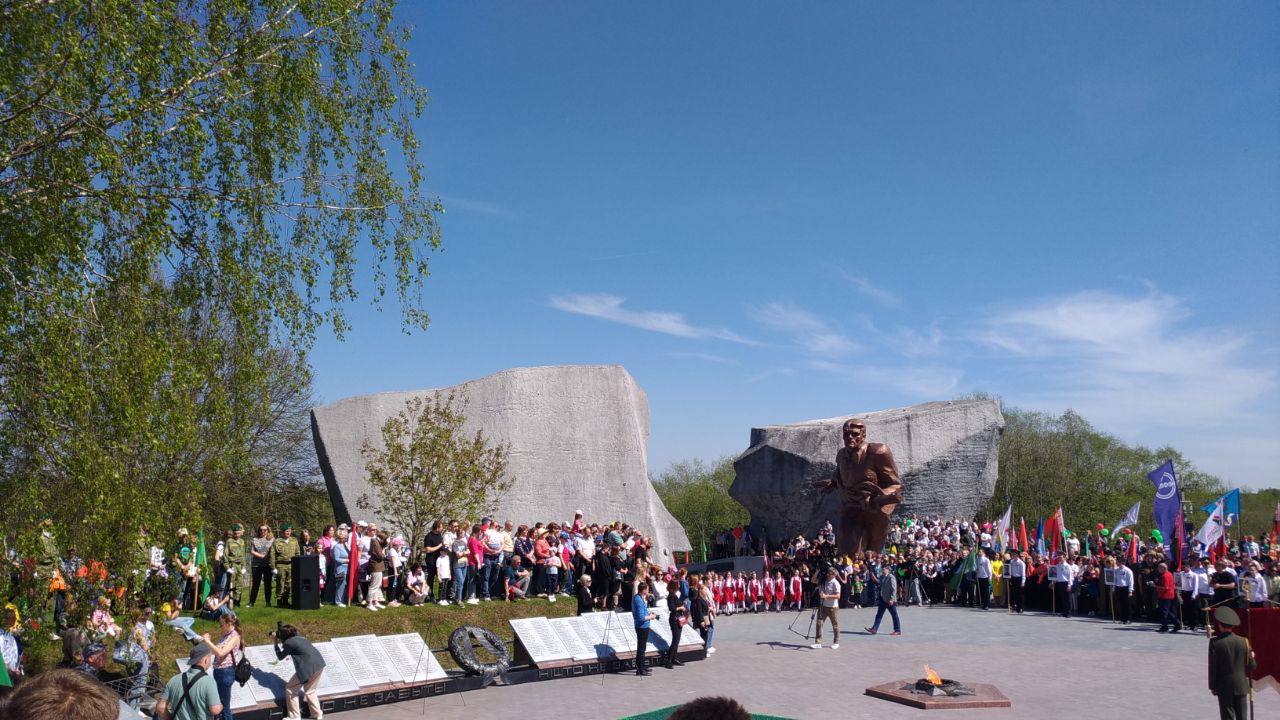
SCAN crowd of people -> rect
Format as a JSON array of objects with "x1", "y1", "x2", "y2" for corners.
[{"x1": 4, "y1": 507, "x2": 1278, "y2": 717}]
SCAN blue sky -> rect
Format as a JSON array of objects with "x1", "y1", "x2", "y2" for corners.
[{"x1": 309, "y1": 3, "x2": 1279, "y2": 489}]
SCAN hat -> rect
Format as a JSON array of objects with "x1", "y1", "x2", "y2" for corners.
[
  {"x1": 1214, "y1": 606, "x2": 1241, "y2": 627},
  {"x1": 280, "y1": 524, "x2": 292, "y2": 531},
  {"x1": 189, "y1": 643, "x2": 214, "y2": 664},
  {"x1": 83, "y1": 641, "x2": 107, "y2": 658},
  {"x1": 231, "y1": 523, "x2": 242, "y2": 531},
  {"x1": 575, "y1": 510, "x2": 584, "y2": 517},
  {"x1": 177, "y1": 527, "x2": 189, "y2": 536},
  {"x1": 338, "y1": 523, "x2": 350, "y2": 530},
  {"x1": 356, "y1": 520, "x2": 368, "y2": 527}
]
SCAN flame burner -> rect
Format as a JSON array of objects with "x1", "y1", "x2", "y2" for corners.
[{"x1": 913, "y1": 678, "x2": 976, "y2": 697}]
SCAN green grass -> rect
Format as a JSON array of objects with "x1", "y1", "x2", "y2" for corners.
[{"x1": 34, "y1": 596, "x2": 576, "y2": 675}]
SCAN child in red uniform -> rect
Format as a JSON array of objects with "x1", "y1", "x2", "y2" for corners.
[{"x1": 788, "y1": 570, "x2": 803, "y2": 610}]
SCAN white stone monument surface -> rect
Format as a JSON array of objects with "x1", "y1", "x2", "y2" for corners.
[
  {"x1": 312, "y1": 640, "x2": 362, "y2": 695},
  {"x1": 377, "y1": 632, "x2": 447, "y2": 683},
  {"x1": 331, "y1": 634, "x2": 399, "y2": 686},
  {"x1": 510, "y1": 617, "x2": 572, "y2": 664}
]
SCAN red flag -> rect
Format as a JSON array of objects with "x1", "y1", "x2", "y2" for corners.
[
  {"x1": 346, "y1": 529, "x2": 360, "y2": 604},
  {"x1": 1127, "y1": 530, "x2": 1139, "y2": 564},
  {"x1": 1173, "y1": 511, "x2": 1186, "y2": 570},
  {"x1": 1018, "y1": 517, "x2": 1029, "y2": 553}
]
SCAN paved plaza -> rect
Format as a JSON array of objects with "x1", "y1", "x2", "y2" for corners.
[{"x1": 357, "y1": 604, "x2": 1277, "y2": 720}]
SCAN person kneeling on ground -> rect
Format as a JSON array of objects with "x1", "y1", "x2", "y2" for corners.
[{"x1": 506, "y1": 556, "x2": 531, "y2": 600}]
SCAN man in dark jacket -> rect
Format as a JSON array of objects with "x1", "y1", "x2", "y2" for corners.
[
  {"x1": 273, "y1": 623, "x2": 327, "y2": 720},
  {"x1": 1208, "y1": 607, "x2": 1256, "y2": 720}
]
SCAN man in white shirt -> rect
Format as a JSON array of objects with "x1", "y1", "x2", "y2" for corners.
[
  {"x1": 1113, "y1": 560, "x2": 1135, "y2": 624},
  {"x1": 975, "y1": 550, "x2": 993, "y2": 611},
  {"x1": 1185, "y1": 558, "x2": 1212, "y2": 631},
  {"x1": 1007, "y1": 553, "x2": 1026, "y2": 613},
  {"x1": 1243, "y1": 562, "x2": 1269, "y2": 607},
  {"x1": 1053, "y1": 555, "x2": 1073, "y2": 618}
]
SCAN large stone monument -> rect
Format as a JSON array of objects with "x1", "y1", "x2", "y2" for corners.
[
  {"x1": 311, "y1": 365, "x2": 691, "y2": 557},
  {"x1": 730, "y1": 399, "x2": 1004, "y2": 545}
]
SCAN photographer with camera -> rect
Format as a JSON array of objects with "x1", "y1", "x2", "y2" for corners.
[{"x1": 271, "y1": 622, "x2": 326, "y2": 720}]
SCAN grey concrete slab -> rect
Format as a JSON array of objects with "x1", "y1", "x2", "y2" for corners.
[{"x1": 354, "y1": 605, "x2": 1280, "y2": 719}]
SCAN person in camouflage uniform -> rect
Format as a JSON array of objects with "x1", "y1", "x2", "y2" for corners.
[
  {"x1": 35, "y1": 518, "x2": 64, "y2": 624},
  {"x1": 273, "y1": 525, "x2": 300, "y2": 608},
  {"x1": 224, "y1": 523, "x2": 247, "y2": 604}
]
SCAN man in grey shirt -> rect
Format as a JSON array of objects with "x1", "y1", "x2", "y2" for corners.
[
  {"x1": 810, "y1": 569, "x2": 842, "y2": 649},
  {"x1": 865, "y1": 564, "x2": 901, "y2": 635}
]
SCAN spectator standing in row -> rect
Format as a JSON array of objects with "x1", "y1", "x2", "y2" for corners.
[{"x1": 248, "y1": 525, "x2": 273, "y2": 607}]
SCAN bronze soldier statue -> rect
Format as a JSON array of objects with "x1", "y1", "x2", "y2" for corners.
[{"x1": 810, "y1": 418, "x2": 903, "y2": 555}]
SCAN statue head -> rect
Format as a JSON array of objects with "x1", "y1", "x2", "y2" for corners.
[{"x1": 842, "y1": 418, "x2": 867, "y2": 449}]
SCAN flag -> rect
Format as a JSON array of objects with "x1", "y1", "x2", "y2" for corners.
[
  {"x1": 1083, "y1": 534, "x2": 1091, "y2": 557},
  {"x1": 1201, "y1": 489, "x2": 1242, "y2": 528},
  {"x1": 1148, "y1": 460, "x2": 1181, "y2": 555},
  {"x1": 1036, "y1": 518, "x2": 1046, "y2": 556},
  {"x1": 1173, "y1": 510, "x2": 1187, "y2": 570},
  {"x1": 1044, "y1": 507, "x2": 1066, "y2": 556},
  {"x1": 949, "y1": 548, "x2": 978, "y2": 590},
  {"x1": 994, "y1": 505, "x2": 1012, "y2": 553},
  {"x1": 196, "y1": 530, "x2": 210, "y2": 604},
  {"x1": 1111, "y1": 501, "x2": 1141, "y2": 539},
  {"x1": 700, "y1": 538, "x2": 708, "y2": 563},
  {"x1": 1274, "y1": 502, "x2": 1280, "y2": 537},
  {"x1": 346, "y1": 528, "x2": 360, "y2": 604},
  {"x1": 1195, "y1": 498, "x2": 1226, "y2": 552},
  {"x1": 1018, "y1": 517, "x2": 1029, "y2": 554}
]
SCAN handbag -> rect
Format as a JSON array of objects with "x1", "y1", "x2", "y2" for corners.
[{"x1": 234, "y1": 645, "x2": 252, "y2": 686}]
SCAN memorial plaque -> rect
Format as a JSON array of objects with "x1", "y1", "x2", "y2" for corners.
[
  {"x1": 313, "y1": 641, "x2": 362, "y2": 695},
  {"x1": 548, "y1": 616, "x2": 595, "y2": 661},
  {"x1": 603, "y1": 611, "x2": 636, "y2": 654},
  {"x1": 243, "y1": 644, "x2": 294, "y2": 703},
  {"x1": 566, "y1": 612, "x2": 612, "y2": 660},
  {"x1": 510, "y1": 617, "x2": 572, "y2": 665},
  {"x1": 177, "y1": 658, "x2": 260, "y2": 709},
  {"x1": 646, "y1": 614, "x2": 673, "y2": 654},
  {"x1": 331, "y1": 634, "x2": 398, "y2": 686},
  {"x1": 378, "y1": 632, "x2": 447, "y2": 683}
]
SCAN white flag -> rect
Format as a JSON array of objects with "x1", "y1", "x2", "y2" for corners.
[
  {"x1": 1194, "y1": 500, "x2": 1225, "y2": 550},
  {"x1": 1111, "y1": 501, "x2": 1141, "y2": 539},
  {"x1": 994, "y1": 505, "x2": 1012, "y2": 551}
]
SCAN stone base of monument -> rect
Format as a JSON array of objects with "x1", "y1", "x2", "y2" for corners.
[{"x1": 864, "y1": 679, "x2": 1011, "y2": 710}]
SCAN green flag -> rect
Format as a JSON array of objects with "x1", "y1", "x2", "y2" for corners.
[
  {"x1": 0, "y1": 645, "x2": 12, "y2": 688},
  {"x1": 700, "y1": 537, "x2": 707, "y2": 563},
  {"x1": 948, "y1": 548, "x2": 979, "y2": 591},
  {"x1": 196, "y1": 530, "x2": 210, "y2": 603}
]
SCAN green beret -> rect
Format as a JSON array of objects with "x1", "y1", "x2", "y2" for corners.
[
  {"x1": 231, "y1": 523, "x2": 243, "y2": 531},
  {"x1": 280, "y1": 524, "x2": 292, "y2": 531}
]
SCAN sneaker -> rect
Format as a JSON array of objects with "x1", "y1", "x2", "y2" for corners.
[
  {"x1": 388, "y1": 601, "x2": 401, "y2": 607},
  {"x1": 810, "y1": 643, "x2": 822, "y2": 649},
  {"x1": 831, "y1": 643, "x2": 839, "y2": 649},
  {"x1": 467, "y1": 598, "x2": 479, "y2": 605},
  {"x1": 335, "y1": 602, "x2": 346, "y2": 608},
  {"x1": 890, "y1": 631, "x2": 901, "y2": 636},
  {"x1": 548, "y1": 595, "x2": 556, "y2": 603},
  {"x1": 865, "y1": 627, "x2": 877, "y2": 635},
  {"x1": 438, "y1": 599, "x2": 449, "y2": 606},
  {"x1": 706, "y1": 647, "x2": 715, "y2": 654},
  {"x1": 367, "y1": 604, "x2": 379, "y2": 612}
]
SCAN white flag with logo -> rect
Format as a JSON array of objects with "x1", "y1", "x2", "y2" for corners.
[
  {"x1": 1194, "y1": 500, "x2": 1225, "y2": 550},
  {"x1": 1111, "y1": 501, "x2": 1140, "y2": 539}
]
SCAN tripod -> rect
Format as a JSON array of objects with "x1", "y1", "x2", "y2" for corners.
[{"x1": 786, "y1": 587, "x2": 822, "y2": 641}]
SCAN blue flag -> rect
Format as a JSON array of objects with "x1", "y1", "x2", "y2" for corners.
[
  {"x1": 1201, "y1": 489, "x2": 1241, "y2": 528},
  {"x1": 1148, "y1": 460, "x2": 1181, "y2": 554}
]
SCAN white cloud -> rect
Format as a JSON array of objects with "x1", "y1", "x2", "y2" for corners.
[
  {"x1": 839, "y1": 271, "x2": 902, "y2": 308},
  {"x1": 808, "y1": 360, "x2": 963, "y2": 397},
  {"x1": 751, "y1": 301, "x2": 860, "y2": 357},
  {"x1": 975, "y1": 288, "x2": 1278, "y2": 434},
  {"x1": 549, "y1": 293, "x2": 757, "y2": 345},
  {"x1": 668, "y1": 351, "x2": 738, "y2": 365}
]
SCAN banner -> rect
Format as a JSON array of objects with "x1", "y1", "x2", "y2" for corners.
[
  {"x1": 1147, "y1": 460, "x2": 1181, "y2": 554},
  {"x1": 1111, "y1": 501, "x2": 1140, "y2": 539},
  {"x1": 1201, "y1": 489, "x2": 1241, "y2": 528}
]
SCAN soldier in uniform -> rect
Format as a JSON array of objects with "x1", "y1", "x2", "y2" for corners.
[
  {"x1": 273, "y1": 524, "x2": 300, "y2": 608},
  {"x1": 224, "y1": 524, "x2": 247, "y2": 605},
  {"x1": 35, "y1": 518, "x2": 64, "y2": 623},
  {"x1": 1207, "y1": 606, "x2": 1257, "y2": 720}
]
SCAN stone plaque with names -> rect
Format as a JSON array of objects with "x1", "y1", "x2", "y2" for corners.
[
  {"x1": 377, "y1": 632, "x2": 448, "y2": 683},
  {"x1": 331, "y1": 634, "x2": 398, "y2": 686},
  {"x1": 604, "y1": 611, "x2": 637, "y2": 654},
  {"x1": 177, "y1": 658, "x2": 260, "y2": 709},
  {"x1": 312, "y1": 641, "x2": 362, "y2": 696},
  {"x1": 646, "y1": 613, "x2": 673, "y2": 653},
  {"x1": 548, "y1": 616, "x2": 596, "y2": 661},
  {"x1": 510, "y1": 617, "x2": 573, "y2": 665},
  {"x1": 242, "y1": 644, "x2": 294, "y2": 703},
  {"x1": 565, "y1": 612, "x2": 612, "y2": 660}
]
